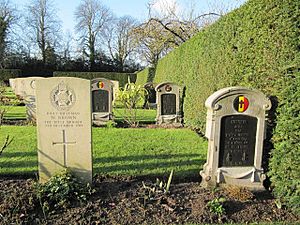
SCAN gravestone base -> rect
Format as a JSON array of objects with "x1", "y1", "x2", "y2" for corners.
[
  {"x1": 92, "y1": 113, "x2": 113, "y2": 126},
  {"x1": 144, "y1": 102, "x2": 157, "y2": 109},
  {"x1": 201, "y1": 164, "x2": 266, "y2": 191},
  {"x1": 156, "y1": 114, "x2": 182, "y2": 125}
]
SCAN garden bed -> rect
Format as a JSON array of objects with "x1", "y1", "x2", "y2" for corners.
[{"x1": 0, "y1": 175, "x2": 299, "y2": 225}]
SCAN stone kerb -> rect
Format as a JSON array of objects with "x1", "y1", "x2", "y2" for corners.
[
  {"x1": 36, "y1": 77, "x2": 92, "y2": 184},
  {"x1": 155, "y1": 82, "x2": 182, "y2": 125},
  {"x1": 91, "y1": 78, "x2": 114, "y2": 126},
  {"x1": 200, "y1": 86, "x2": 271, "y2": 191}
]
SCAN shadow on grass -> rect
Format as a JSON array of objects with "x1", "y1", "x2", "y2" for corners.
[
  {"x1": 93, "y1": 153, "x2": 205, "y2": 181},
  {"x1": 92, "y1": 153, "x2": 201, "y2": 164},
  {"x1": 0, "y1": 159, "x2": 37, "y2": 168},
  {"x1": 2, "y1": 151, "x2": 37, "y2": 157}
]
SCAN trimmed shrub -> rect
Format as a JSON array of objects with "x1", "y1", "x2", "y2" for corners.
[
  {"x1": 135, "y1": 67, "x2": 156, "y2": 86},
  {"x1": 153, "y1": 0, "x2": 300, "y2": 130},
  {"x1": 53, "y1": 71, "x2": 137, "y2": 87},
  {"x1": 0, "y1": 69, "x2": 21, "y2": 83},
  {"x1": 268, "y1": 72, "x2": 300, "y2": 214}
]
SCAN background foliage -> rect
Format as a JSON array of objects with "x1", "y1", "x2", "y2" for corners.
[
  {"x1": 148, "y1": 0, "x2": 300, "y2": 130},
  {"x1": 0, "y1": 69, "x2": 21, "y2": 82},
  {"x1": 53, "y1": 71, "x2": 136, "y2": 87}
]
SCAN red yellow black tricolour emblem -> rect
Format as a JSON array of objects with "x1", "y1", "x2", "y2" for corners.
[
  {"x1": 97, "y1": 81, "x2": 104, "y2": 89},
  {"x1": 233, "y1": 95, "x2": 249, "y2": 112}
]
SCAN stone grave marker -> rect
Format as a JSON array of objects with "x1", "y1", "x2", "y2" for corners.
[
  {"x1": 110, "y1": 80, "x2": 119, "y2": 106},
  {"x1": 91, "y1": 78, "x2": 113, "y2": 126},
  {"x1": 143, "y1": 82, "x2": 157, "y2": 109},
  {"x1": 155, "y1": 82, "x2": 182, "y2": 125},
  {"x1": 10, "y1": 77, "x2": 43, "y2": 122},
  {"x1": 200, "y1": 86, "x2": 271, "y2": 191},
  {"x1": 36, "y1": 77, "x2": 92, "y2": 184}
]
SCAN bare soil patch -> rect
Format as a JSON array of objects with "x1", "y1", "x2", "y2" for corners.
[{"x1": 0, "y1": 175, "x2": 299, "y2": 224}]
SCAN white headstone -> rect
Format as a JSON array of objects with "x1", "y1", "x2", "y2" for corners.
[
  {"x1": 36, "y1": 77, "x2": 93, "y2": 184},
  {"x1": 200, "y1": 86, "x2": 271, "y2": 191}
]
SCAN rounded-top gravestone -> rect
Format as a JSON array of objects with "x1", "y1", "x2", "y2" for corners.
[{"x1": 200, "y1": 86, "x2": 271, "y2": 191}]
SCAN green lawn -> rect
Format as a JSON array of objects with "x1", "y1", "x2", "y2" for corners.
[
  {"x1": 0, "y1": 126, "x2": 207, "y2": 179},
  {"x1": 1, "y1": 105, "x2": 26, "y2": 119},
  {"x1": 1, "y1": 105, "x2": 156, "y2": 122}
]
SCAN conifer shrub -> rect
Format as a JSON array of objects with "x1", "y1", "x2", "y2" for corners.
[{"x1": 269, "y1": 72, "x2": 300, "y2": 214}]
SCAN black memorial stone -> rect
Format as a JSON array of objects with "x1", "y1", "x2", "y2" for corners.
[
  {"x1": 92, "y1": 89, "x2": 109, "y2": 113},
  {"x1": 161, "y1": 93, "x2": 176, "y2": 115},
  {"x1": 219, "y1": 115, "x2": 257, "y2": 167}
]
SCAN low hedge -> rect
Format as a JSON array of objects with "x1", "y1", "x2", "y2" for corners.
[
  {"x1": 0, "y1": 69, "x2": 21, "y2": 83},
  {"x1": 53, "y1": 72, "x2": 137, "y2": 87}
]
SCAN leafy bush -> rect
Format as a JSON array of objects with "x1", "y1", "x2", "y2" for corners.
[
  {"x1": 35, "y1": 170, "x2": 94, "y2": 213},
  {"x1": 117, "y1": 82, "x2": 147, "y2": 127},
  {"x1": 269, "y1": 73, "x2": 300, "y2": 214},
  {"x1": 53, "y1": 71, "x2": 136, "y2": 87}
]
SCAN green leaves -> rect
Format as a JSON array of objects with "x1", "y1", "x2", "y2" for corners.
[
  {"x1": 35, "y1": 169, "x2": 94, "y2": 212},
  {"x1": 269, "y1": 74, "x2": 300, "y2": 214},
  {"x1": 117, "y1": 82, "x2": 147, "y2": 127}
]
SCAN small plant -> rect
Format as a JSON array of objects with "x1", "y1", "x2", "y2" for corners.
[
  {"x1": 35, "y1": 169, "x2": 94, "y2": 214},
  {"x1": 140, "y1": 170, "x2": 174, "y2": 205},
  {"x1": 207, "y1": 197, "x2": 226, "y2": 216},
  {"x1": 117, "y1": 81, "x2": 147, "y2": 127}
]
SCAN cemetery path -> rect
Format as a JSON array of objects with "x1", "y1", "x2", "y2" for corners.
[{"x1": 0, "y1": 175, "x2": 299, "y2": 224}]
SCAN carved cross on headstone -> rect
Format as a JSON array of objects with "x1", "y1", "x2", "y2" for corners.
[{"x1": 52, "y1": 130, "x2": 76, "y2": 167}]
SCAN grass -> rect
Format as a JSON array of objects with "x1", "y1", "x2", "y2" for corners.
[
  {"x1": 1, "y1": 105, "x2": 26, "y2": 119},
  {"x1": 0, "y1": 126, "x2": 207, "y2": 179}
]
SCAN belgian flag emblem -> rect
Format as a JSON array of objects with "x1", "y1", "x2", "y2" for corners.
[
  {"x1": 233, "y1": 96, "x2": 249, "y2": 112},
  {"x1": 97, "y1": 81, "x2": 104, "y2": 89}
]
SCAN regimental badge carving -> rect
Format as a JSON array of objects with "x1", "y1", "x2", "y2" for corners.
[
  {"x1": 50, "y1": 82, "x2": 76, "y2": 111},
  {"x1": 30, "y1": 80, "x2": 36, "y2": 89},
  {"x1": 233, "y1": 95, "x2": 249, "y2": 113}
]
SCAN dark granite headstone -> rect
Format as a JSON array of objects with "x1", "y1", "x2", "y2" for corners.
[
  {"x1": 161, "y1": 94, "x2": 176, "y2": 115},
  {"x1": 92, "y1": 89, "x2": 109, "y2": 113},
  {"x1": 219, "y1": 115, "x2": 257, "y2": 167}
]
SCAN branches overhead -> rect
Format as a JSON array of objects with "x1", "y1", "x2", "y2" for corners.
[
  {"x1": 75, "y1": 0, "x2": 113, "y2": 70},
  {"x1": 25, "y1": 0, "x2": 61, "y2": 65}
]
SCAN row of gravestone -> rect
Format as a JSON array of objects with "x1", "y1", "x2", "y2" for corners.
[
  {"x1": 9, "y1": 77, "x2": 183, "y2": 126},
  {"x1": 9, "y1": 77, "x2": 271, "y2": 191}
]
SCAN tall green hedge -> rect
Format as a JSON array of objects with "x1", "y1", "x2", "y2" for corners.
[
  {"x1": 0, "y1": 69, "x2": 21, "y2": 82},
  {"x1": 136, "y1": 67, "x2": 156, "y2": 86},
  {"x1": 154, "y1": 0, "x2": 300, "y2": 130},
  {"x1": 268, "y1": 72, "x2": 300, "y2": 214},
  {"x1": 53, "y1": 71, "x2": 137, "y2": 87}
]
